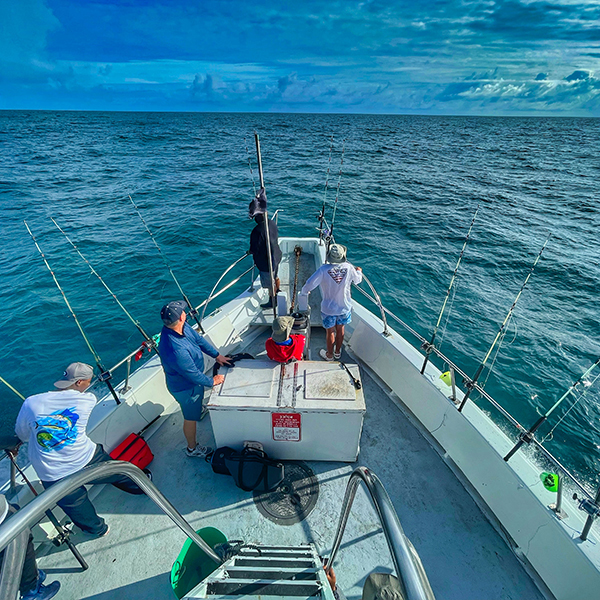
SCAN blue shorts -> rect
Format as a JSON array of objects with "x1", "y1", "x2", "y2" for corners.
[
  {"x1": 171, "y1": 385, "x2": 206, "y2": 421},
  {"x1": 322, "y1": 312, "x2": 352, "y2": 329}
]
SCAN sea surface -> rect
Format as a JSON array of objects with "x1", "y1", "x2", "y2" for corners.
[{"x1": 1, "y1": 111, "x2": 599, "y2": 490}]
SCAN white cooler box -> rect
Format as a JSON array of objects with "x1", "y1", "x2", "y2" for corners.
[{"x1": 207, "y1": 359, "x2": 366, "y2": 462}]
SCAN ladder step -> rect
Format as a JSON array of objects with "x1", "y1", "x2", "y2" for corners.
[
  {"x1": 207, "y1": 579, "x2": 321, "y2": 597},
  {"x1": 224, "y1": 567, "x2": 319, "y2": 581},
  {"x1": 239, "y1": 549, "x2": 314, "y2": 558},
  {"x1": 234, "y1": 558, "x2": 315, "y2": 569}
]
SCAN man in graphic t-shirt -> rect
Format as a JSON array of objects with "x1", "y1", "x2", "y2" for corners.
[
  {"x1": 15, "y1": 362, "x2": 148, "y2": 537},
  {"x1": 301, "y1": 244, "x2": 362, "y2": 361}
]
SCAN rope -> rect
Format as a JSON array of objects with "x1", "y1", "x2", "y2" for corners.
[
  {"x1": 290, "y1": 246, "x2": 302, "y2": 312},
  {"x1": 244, "y1": 137, "x2": 257, "y2": 195}
]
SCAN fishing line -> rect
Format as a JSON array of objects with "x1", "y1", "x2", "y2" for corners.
[
  {"x1": 51, "y1": 217, "x2": 158, "y2": 356},
  {"x1": 436, "y1": 280, "x2": 459, "y2": 351},
  {"x1": 244, "y1": 136, "x2": 257, "y2": 195},
  {"x1": 0, "y1": 376, "x2": 25, "y2": 400},
  {"x1": 328, "y1": 138, "x2": 346, "y2": 244},
  {"x1": 128, "y1": 195, "x2": 204, "y2": 332},
  {"x1": 480, "y1": 313, "x2": 512, "y2": 391},
  {"x1": 458, "y1": 235, "x2": 550, "y2": 412},
  {"x1": 421, "y1": 204, "x2": 480, "y2": 374},
  {"x1": 24, "y1": 221, "x2": 121, "y2": 404}
]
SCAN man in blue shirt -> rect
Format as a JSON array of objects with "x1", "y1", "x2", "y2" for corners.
[{"x1": 158, "y1": 301, "x2": 231, "y2": 457}]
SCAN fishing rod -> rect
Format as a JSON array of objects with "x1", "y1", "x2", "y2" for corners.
[
  {"x1": 6, "y1": 449, "x2": 89, "y2": 570},
  {"x1": 458, "y1": 236, "x2": 550, "y2": 412},
  {"x1": 0, "y1": 375, "x2": 25, "y2": 400},
  {"x1": 421, "y1": 205, "x2": 480, "y2": 374},
  {"x1": 128, "y1": 195, "x2": 204, "y2": 332},
  {"x1": 328, "y1": 138, "x2": 346, "y2": 245},
  {"x1": 244, "y1": 136, "x2": 258, "y2": 196},
  {"x1": 51, "y1": 217, "x2": 158, "y2": 357},
  {"x1": 24, "y1": 221, "x2": 121, "y2": 405},
  {"x1": 318, "y1": 135, "x2": 335, "y2": 244},
  {"x1": 504, "y1": 357, "x2": 600, "y2": 462}
]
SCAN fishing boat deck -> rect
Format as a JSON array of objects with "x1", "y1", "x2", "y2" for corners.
[{"x1": 34, "y1": 328, "x2": 545, "y2": 600}]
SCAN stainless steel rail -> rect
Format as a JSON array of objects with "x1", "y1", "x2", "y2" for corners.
[
  {"x1": 0, "y1": 524, "x2": 28, "y2": 600},
  {"x1": 351, "y1": 281, "x2": 597, "y2": 503},
  {"x1": 327, "y1": 467, "x2": 435, "y2": 600},
  {"x1": 358, "y1": 275, "x2": 390, "y2": 337},
  {"x1": 199, "y1": 252, "x2": 251, "y2": 324},
  {"x1": 0, "y1": 461, "x2": 223, "y2": 564}
]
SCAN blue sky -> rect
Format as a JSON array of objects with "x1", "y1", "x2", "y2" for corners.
[{"x1": 1, "y1": 0, "x2": 599, "y2": 115}]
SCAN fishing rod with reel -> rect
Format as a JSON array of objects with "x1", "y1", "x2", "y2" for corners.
[
  {"x1": 327, "y1": 139, "x2": 346, "y2": 248},
  {"x1": 504, "y1": 357, "x2": 600, "y2": 462},
  {"x1": 317, "y1": 135, "x2": 335, "y2": 245},
  {"x1": 128, "y1": 195, "x2": 205, "y2": 332},
  {"x1": 458, "y1": 236, "x2": 550, "y2": 412},
  {"x1": 421, "y1": 205, "x2": 480, "y2": 375},
  {"x1": 51, "y1": 217, "x2": 159, "y2": 360},
  {"x1": 24, "y1": 221, "x2": 122, "y2": 405}
]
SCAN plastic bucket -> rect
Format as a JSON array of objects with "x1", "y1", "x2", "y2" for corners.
[{"x1": 170, "y1": 527, "x2": 227, "y2": 599}]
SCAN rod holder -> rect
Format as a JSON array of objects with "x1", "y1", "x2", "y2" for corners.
[{"x1": 550, "y1": 476, "x2": 567, "y2": 520}]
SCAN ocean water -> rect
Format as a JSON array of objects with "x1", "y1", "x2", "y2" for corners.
[{"x1": 1, "y1": 111, "x2": 599, "y2": 489}]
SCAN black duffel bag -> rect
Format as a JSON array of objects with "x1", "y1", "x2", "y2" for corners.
[{"x1": 206, "y1": 446, "x2": 284, "y2": 492}]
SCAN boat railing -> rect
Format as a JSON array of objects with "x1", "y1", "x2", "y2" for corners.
[
  {"x1": 86, "y1": 253, "x2": 257, "y2": 397},
  {"x1": 0, "y1": 461, "x2": 222, "y2": 595},
  {"x1": 351, "y1": 280, "x2": 598, "y2": 506},
  {"x1": 327, "y1": 466, "x2": 435, "y2": 600},
  {"x1": 199, "y1": 252, "x2": 253, "y2": 324}
]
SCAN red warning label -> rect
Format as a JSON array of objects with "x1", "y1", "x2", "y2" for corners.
[{"x1": 272, "y1": 412, "x2": 301, "y2": 442}]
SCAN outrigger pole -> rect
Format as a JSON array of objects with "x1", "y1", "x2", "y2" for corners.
[
  {"x1": 318, "y1": 135, "x2": 335, "y2": 245},
  {"x1": 128, "y1": 195, "x2": 204, "y2": 332},
  {"x1": 458, "y1": 236, "x2": 550, "y2": 412},
  {"x1": 421, "y1": 205, "x2": 480, "y2": 374},
  {"x1": 328, "y1": 138, "x2": 346, "y2": 245},
  {"x1": 254, "y1": 133, "x2": 278, "y2": 318},
  {"x1": 504, "y1": 357, "x2": 600, "y2": 462},
  {"x1": 24, "y1": 221, "x2": 121, "y2": 405},
  {"x1": 51, "y1": 217, "x2": 158, "y2": 356}
]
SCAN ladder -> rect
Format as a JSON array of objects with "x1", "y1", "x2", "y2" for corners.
[{"x1": 183, "y1": 544, "x2": 336, "y2": 600}]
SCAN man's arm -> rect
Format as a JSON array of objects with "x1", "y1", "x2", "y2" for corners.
[
  {"x1": 15, "y1": 404, "x2": 30, "y2": 443},
  {"x1": 301, "y1": 267, "x2": 323, "y2": 295},
  {"x1": 351, "y1": 265, "x2": 363, "y2": 285}
]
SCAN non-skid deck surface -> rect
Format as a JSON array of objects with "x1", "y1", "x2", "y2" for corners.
[{"x1": 36, "y1": 330, "x2": 544, "y2": 600}]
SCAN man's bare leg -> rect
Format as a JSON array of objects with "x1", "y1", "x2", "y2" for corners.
[
  {"x1": 326, "y1": 327, "x2": 336, "y2": 358},
  {"x1": 183, "y1": 419, "x2": 197, "y2": 450},
  {"x1": 335, "y1": 324, "x2": 345, "y2": 355}
]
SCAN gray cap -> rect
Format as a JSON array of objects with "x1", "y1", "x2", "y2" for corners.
[
  {"x1": 362, "y1": 574, "x2": 405, "y2": 600},
  {"x1": 161, "y1": 300, "x2": 187, "y2": 325},
  {"x1": 327, "y1": 244, "x2": 347, "y2": 264},
  {"x1": 272, "y1": 316, "x2": 294, "y2": 343},
  {"x1": 54, "y1": 362, "x2": 94, "y2": 389}
]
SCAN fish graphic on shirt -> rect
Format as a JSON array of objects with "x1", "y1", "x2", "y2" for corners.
[
  {"x1": 327, "y1": 267, "x2": 347, "y2": 284},
  {"x1": 35, "y1": 408, "x2": 80, "y2": 452}
]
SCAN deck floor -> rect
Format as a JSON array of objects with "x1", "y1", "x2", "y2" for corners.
[{"x1": 36, "y1": 329, "x2": 544, "y2": 600}]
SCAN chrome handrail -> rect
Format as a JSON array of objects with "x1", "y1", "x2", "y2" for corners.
[
  {"x1": 351, "y1": 283, "x2": 597, "y2": 503},
  {"x1": 357, "y1": 274, "x2": 390, "y2": 337},
  {"x1": 271, "y1": 209, "x2": 283, "y2": 224},
  {"x1": 199, "y1": 253, "x2": 251, "y2": 324},
  {"x1": 0, "y1": 461, "x2": 223, "y2": 565},
  {"x1": 326, "y1": 467, "x2": 435, "y2": 600}
]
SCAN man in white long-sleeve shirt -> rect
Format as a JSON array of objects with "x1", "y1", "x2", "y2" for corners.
[
  {"x1": 15, "y1": 362, "x2": 147, "y2": 537},
  {"x1": 301, "y1": 244, "x2": 362, "y2": 361}
]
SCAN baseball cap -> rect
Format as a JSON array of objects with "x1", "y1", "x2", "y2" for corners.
[
  {"x1": 54, "y1": 362, "x2": 94, "y2": 389},
  {"x1": 272, "y1": 316, "x2": 294, "y2": 343},
  {"x1": 327, "y1": 244, "x2": 347, "y2": 264},
  {"x1": 160, "y1": 300, "x2": 187, "y2": 325}
]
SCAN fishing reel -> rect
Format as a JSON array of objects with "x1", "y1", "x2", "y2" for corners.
[
  {"x1": 572, "y1": 493, "x2": 600, "y2": 519},
  {"x1": 135, "y1": 338, "x2": 158, "y2": 362}
]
